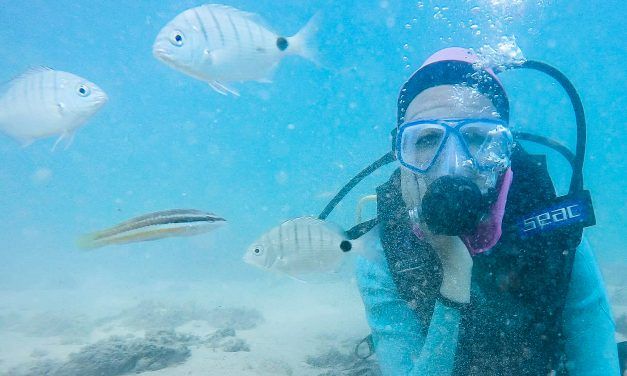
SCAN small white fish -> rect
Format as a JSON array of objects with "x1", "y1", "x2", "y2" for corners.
[
  {"x1": 243, "y1": 216, "x2": 377, "y2": 280},
  {"x1": 0, "y1": 67, "x2": 107, "y2": 149},
  {"x1": 152, "y1": 4, "x2": 320, "y2": 96},
  {"x1": 78, "y1": 209, "x2": 226, "y2": 250}
]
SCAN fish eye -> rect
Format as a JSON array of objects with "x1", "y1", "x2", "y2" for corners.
[
  {"x1": 169, "y1": 30, "x2": 185, "y2": 46},
  {"x1": 252, "y1": 246, "x2": 264, "y2": 256},
  {"x1": 76, "y1": 84, "x2": 91, "y2": 97}
]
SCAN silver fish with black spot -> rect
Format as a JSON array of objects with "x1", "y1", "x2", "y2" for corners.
[
  {"x1": 152, "y1": 4, "x2": 320, "y2": 96},
  {"x1": 78, "y1": 209, "x2": 226, "y2": 250},
  {"x1": 243, "y1": 216, "x2": 377, "y2": 279}
]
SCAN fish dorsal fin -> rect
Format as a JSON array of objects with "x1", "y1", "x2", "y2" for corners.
[
  {"x1": 2, "y1": 66, "x2": 54, "y2": 91},
  {"x1": 200, "y1": 4, "x2": 276, "y2": 33},
  {"x1": 13, "y1": 66, "x2": 53, "y2": 81},
  {"x1": 118, "y1": 209, "x2": 219, "y2": 226},
  {"x1": 283, "y1": 216, "x2": 322, "y2": 226},
  {"x1": 23, "y1": 66, "x2": 53, "y2": 75},
  {"x1": 285, "y1": 216, "x2": 347, "y2": 237}
]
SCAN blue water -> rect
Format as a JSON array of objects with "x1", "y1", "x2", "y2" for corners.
[{"x1": 0, "y1": 0, "x2": 625, "y2": 373}]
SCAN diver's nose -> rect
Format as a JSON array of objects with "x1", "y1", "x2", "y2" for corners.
[{"x1": 431, "y1": 136, "x2": 473, "y2": 176}]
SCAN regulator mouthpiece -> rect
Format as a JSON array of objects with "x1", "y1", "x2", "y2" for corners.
[{"x1": 421, "y1": 175, "x2": 484, "y2": 236}]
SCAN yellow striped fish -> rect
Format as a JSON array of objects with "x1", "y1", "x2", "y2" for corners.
[{"x1": 78, "y1": 209, "x2": 226, "y2": 250}]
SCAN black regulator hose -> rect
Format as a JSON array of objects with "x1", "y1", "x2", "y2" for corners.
[
  {"x1": 510, "y1": 60, "x2": 586, "y2": 193},
  {"x1": 318, "y1": 151, "x2": 395, "y2": 220}
]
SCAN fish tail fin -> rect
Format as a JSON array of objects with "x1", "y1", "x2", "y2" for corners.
[
  {"x1": 76, "y1": 232, "x2": 105, "y2": 250},
  {"x1": 288, "y1": 12, "x2": 322, "y2": 66}
]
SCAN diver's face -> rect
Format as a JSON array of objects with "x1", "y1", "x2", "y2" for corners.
[{"x1": 403, "y1": 85, "x2": 506, "y2": 196}]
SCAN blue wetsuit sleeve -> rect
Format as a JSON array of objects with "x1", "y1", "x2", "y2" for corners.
[
  {"x1": 356, "y1": 239, "x2": 461, "y2": 376},
  {"x1": 562, "y1": 238, "x2": 620, "y2": 375}
]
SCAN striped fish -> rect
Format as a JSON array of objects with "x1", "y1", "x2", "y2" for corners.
[
  {"x1": 243, "y1": 217, "x2": 377, "y2": 280},
  {"x1": 152, "y1": 4, "x2": 319, "y2": 96},
  {"x1": 77, "y1": 209, "x2": 226, "y2": 250},
  {"x1": 0, "y1": 67, "x2": 107, "y2": 149}
]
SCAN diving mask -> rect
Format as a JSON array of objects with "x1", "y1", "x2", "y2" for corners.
[{"x1": 396, "y1": 118, "x2": 513, "y2": 175}]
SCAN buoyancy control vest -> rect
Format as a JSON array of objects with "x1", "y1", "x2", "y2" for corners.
[{"x1": 377, "y1": 145, "x2": 577, "y2": 375}]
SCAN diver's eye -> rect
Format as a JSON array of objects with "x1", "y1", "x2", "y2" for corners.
[
  {"x1": 77, "y1": 84, "x2": 91, "y2": 97},
  {"x1": 415, "y1": 133, "x2": 441, "y2": 151},
  {"x1": 253, "y1": 247, "x2": 263, "y2": 256},
  {"x1": 169, "y1": 30, "x2": 185, "y2": 46}
]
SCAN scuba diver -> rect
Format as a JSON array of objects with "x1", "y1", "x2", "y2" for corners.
[{"x1": 319, "y1": 47, "x2": 622, "y2": 375}]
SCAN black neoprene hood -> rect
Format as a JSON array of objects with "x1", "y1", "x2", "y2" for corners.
[{"x1": 397, "y1": 60, "x2": 510, "y2": 127}]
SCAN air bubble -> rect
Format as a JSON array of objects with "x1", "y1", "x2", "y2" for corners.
[
  {"x1": 403, "y1": 43, "x2": 410, "y2": 50},
  {"x1": 404, "y1": 23, "x2": 412, "y2": 29}
]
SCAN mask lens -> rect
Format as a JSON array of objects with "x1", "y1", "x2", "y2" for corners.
[
  {"x1": 399, "y1": 124, "x2": 446, "y2": 172},
  {"x1": 460, "y1": 121, "x2": 512, "y2": 169}
]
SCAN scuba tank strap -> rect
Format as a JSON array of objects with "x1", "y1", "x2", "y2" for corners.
[{"x1": 346, "y1": 218, "x2": 379, "y2": 240}]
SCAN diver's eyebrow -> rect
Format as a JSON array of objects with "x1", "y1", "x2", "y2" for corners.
[{"x1": 419, "y1": 128, "x2": 441, "y2": 135}]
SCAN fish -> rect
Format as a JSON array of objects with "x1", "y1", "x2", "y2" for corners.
[
  {"x1": 243, "y1": 216, "x2": 378, "y2": 280},
  {"x1": 0, "y1": 67, "x2": 108, "y2": 149},
  {"x1": 77, "y1": 209, "x2": 226, "y2": 250},
  {"x1": 152, "y1": 4, "x2": 320, "y2": 96}
]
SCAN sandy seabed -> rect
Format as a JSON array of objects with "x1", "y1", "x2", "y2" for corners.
[
  {"x1": 0, "y1": 276, "x2": 378, "y2": 376},
  {"x1": 0, "y1": 264, "x2": 625, "y2": 376}
]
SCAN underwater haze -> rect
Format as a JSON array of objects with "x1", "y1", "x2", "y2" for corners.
[{"x1": 0, "y1": 1, "x2": 625, "y2": 375}]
